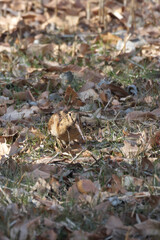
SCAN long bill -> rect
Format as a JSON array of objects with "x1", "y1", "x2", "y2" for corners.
[{"x1": 75, "y1": 122, "x2": 85, "y2": 141}]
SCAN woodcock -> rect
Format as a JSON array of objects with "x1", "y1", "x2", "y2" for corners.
[{"x1": 48, "y1": 110, "x2": 84, "y2": 147}]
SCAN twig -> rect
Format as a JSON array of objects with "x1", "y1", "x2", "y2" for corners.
[
  {"x1": 90, "y1": 153, "x2": 102, "y2": 166},
  {"x1": 127, "y1": 59, "x2": 144, "y2": 70},
  {"x1": 104, "y1": 97, "x2": 113, "y2": 111},
  {"x1": 0, "y1": 186, "x2": 12, "y2": 204},
  {"x1": 70, "y1": 149, "x2": 85, "y2": 163},
  {"x1": 48, "y1": 152, "x2": 60, "y2": 162},
  {"x1": 113, "y1": 110, "x2": 121, "y2": 121}
]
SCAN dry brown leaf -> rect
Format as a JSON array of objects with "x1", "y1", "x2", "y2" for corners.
[
  {"x1": 121, "y1": 140, "x2": 139, "y2": 158},
  {"x1": 151, "y1": 107, "x2": 160, "y2": 117},
  {"x1": 112, "y1": 99, "x2": 120, "y2": 106},
  {"x1": 0, "y1": 105, "x2": 40, "y2": 122},
  {"x1": 31, "y1": 178, "x2": 50, "y2": 195},
  {"x1": 43, "y1": 60, "x2": 103, "y2": 82},
  {"x1": 39, "y1": 229, "x2": 57, "y2": 240},
  {"x1": 125, "y1": 111, "x2": 157, "y2": 122},
  {"x1": 109, "y1": 155, "x2": 123, "y2": 162},
  {"x1": 67, "y1": 182, "x2": 81, "y2": 200},
  {"x1": 67, "y1": 179, "x2": 97, "y2": 201},
  {"x1": 95, "y1": 201, "x2": 110, "y2": 214},
  {"x1": 141, "y1": 157, "x2": 154, "y2": 172},
  {"x1": 0, "y1": 140, "x2": 10, "y2": 159},
  {"x1": 22, "y1": 11, "x2": 46, "y2": 24},
  {"x1": 44, "y1": 62, "x2": 82, "y2": 73},
  {"x1": 10, "y1": 0, "x2": 27, "y2": 11},
  {"x1": 0, "y1": 15, "x2": 21, "y2": 33},
  {"x1": 109, "y1": 174, "x2": 126, "y2": 194},
  {"x1": 78, "y1": 88, "x2": 99, "y2": 102},
  {"x1": 78, "y1": 43, "x2": 91, "y2": 56},
  {"x1": 10, "y1": 216, "x2": 41, "y2": 240},
  {"x1": 23, "y1": 163, "x2": 58, "y2": 174},
  {"x1": 13, "y1": 90, "x2": 35, "y2": 102},
  {"x1": 99, "y1": 91, "x2": 108, "y2": 104},
  {"x1": 1, "y1": 125, "x2": 20, "y2": 140},
  {"x1": 101, "y1": 83, "x2": 128, "y2": 98},
  {"x1": 3, "y1": 88, "x2": 13, "y2": 98},
  {"x1": 29, "y1": 127, "x2": 46, "y2": 141},
  {"x1": 105, "y1": 215, "x2": 129, "y2": 236},
  {"x1": 134, "y1": 219, "x2": 160, "y2": 237},
  {"x1": 76, "y1": 179, "x2": 97, "y2": 194},
  {"x1": 49, "y1": 177, "x2": 60, "y2": 194},
  {"x1": 9, "y1": 141, "x2": 21, "y2": 156},
  {"x1": 13, "y1": 91, "x2": 27, "y2": 101},
  {"x1": 27, "y1": 43, "x2": 54, "y2": 57},
  {"x1": 150, "y1": 130, "x2": 160, "y2": 147},
  {"x1": 0, "y1": 43, "x2": 15, "y2": 53},
  {"x1": 100, "y1": 32, "x2": 121, "y2": 45},
  {"x1": 82, "y1": 150, "x2": 92, "y2": 157},
  {"x1": 25, "y1": 169, "x2": 50, "y2": 180},
  {"x1": 123, "y1": 175, "x2": 144, "y2": 189},
  {"x1": 0, "y1": 103, "x2": 7, "y2": 116},
  {"x1": 65, "y1": 15, "x2": 79, "y2": 29},
  {"x1": 64, "y1": 86, "x2": 84, "y2": 106}
]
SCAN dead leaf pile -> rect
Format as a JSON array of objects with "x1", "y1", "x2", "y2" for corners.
[{"x1": 0, "y1": 0, "x2": 159, "y2": 239}]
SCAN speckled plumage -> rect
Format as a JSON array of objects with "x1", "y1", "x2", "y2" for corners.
[{"x1": 48, "y1": 111, "x2": 84, "y2": 145}]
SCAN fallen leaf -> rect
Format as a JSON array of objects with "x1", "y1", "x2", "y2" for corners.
[
  {"x1": 64, "y1": 86, "x2": 84, "y2": 106},
  {"x1": 105, "y1": 215, "x2": 129, "y2": 236},
  {"x1": 67, "y1": 182, "x2": 81, "y2": 200},
  {"x1": 150, "y1": 130, "x2": 160, "y2": 147},
  {"x1": 70, "y1": 230, "x2": 89, "y2": 240},
  {"x1": 126, "y1": 111, "x2": 157, "y2": 122},
  {"x1": 25, "y1": 169, "x2": 50, "y2": 180},
  {"x1": 141, "y1": 157, "x2": 154, "y2": 172},
  {"x1": 100, "y1": 83, "x2": 128, "y2": 98},
  {"x1": 99, "y1": 91, "x2": 108, "y2": 104},
  {"x1": 109, "y1": 174, "x2": 126, "y2": 194},
  {"x1": 0, "y1": 105, "x2": 40, "y2": 121},
  {"x1": 151, "y1": 107, "x2": 160, "y2": 117},
  {"x1": 32, "y1": 178, "x2": 51, "y2": 195},
  {"x1": 39, "y1": 229, "x2": 57, "y2": 240},
  {"x1": 0, "y1": 103, "x2": 7, "y2": 116},
  {"x1": 76, "y1": 179, "x2": 97, "y2": 194},
  {"x1": 29, "y1": 127, "x2": 46, "y2": 141},
  {"x1": 78, "y1": 43, "x2": 91, "y2": 56},
  {"x1": 100, "y1": 32, "x2": 121, "y2": 45},
  {"x1": 123, "y1": 175, "x2": 144, "y2": 189},
  {"x1": 0, "y1": 139, "x2": 10, "y2": 159},
  {"x1": 13, "y1": 89, "x2": 35, "y2": 101},
  {"x1": 121, "y1": 140, "x2": 139, "y2": 158},
  {"x1": 27, "y1": 43, "x2": 54, "y2": 57},
  {"x1": 134, "y1": 219, "x2": 160, "y2": 237},
  {"x1": 79, "y1": 89, "x2": 99, "y2": 102}
]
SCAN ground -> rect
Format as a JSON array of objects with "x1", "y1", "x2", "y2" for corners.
[{"x1": 0, "y1": 0, "x2": 160, "y2": 239}]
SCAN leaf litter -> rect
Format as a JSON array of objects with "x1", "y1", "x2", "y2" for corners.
[{"x1": 0, "y1": 0, "x2": 160, "y2": 239}]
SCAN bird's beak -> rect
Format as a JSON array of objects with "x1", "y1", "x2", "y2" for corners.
[{"x1": 75, "y1": 122, "x2": 85, "y2": 141}]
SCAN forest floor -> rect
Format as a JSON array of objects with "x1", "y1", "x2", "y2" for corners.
[{"x1": 0, "y1": 0, "x2": 160, "y2": 239}]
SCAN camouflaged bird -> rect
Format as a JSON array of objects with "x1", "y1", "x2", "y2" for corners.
[{"x1": 48, "y1": 110, "x2": 84, "y2": 148}]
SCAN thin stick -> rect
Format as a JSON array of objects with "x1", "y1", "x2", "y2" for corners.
[
  {"x1": 0, "y1": 186, "x2": 12, "y2": 204},
  {"x1": 48, "y1": 152, "x2": 61, "y2": 163},
  {"x1": 70, "y1": 149, "x2": 85, "y2": 163},
  {"x1": 104, "y1": 97, "x2": 113, "y2": 111}
]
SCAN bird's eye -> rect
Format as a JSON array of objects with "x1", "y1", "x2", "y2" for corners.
[{"x1": 69, "y1": 112, "x2": 72, "y2": 116}]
